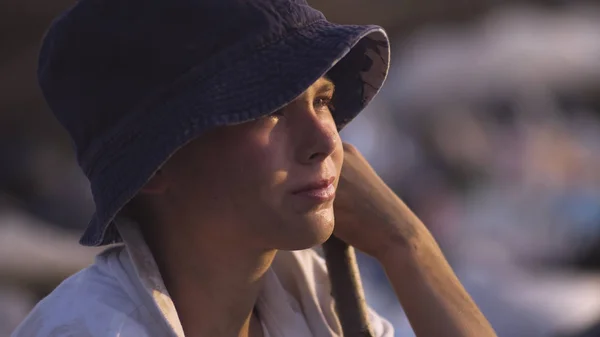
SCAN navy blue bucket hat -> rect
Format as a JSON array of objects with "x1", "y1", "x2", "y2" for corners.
[{"x1": 38, "y1": 0, "x2": 390, "y2": 246}]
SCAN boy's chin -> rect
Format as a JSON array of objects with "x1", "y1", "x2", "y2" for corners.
[{"x1": 276, "y1": 220, "x2": 334, "y2": 251}]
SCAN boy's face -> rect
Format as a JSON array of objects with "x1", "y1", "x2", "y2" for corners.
[{"x1": 145, "y1": 76, "x2": 344, "y2": 250}]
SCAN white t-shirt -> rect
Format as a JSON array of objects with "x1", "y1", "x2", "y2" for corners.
[{"x1": 12, "y1": 219, "x2": 394, "y2": 336}]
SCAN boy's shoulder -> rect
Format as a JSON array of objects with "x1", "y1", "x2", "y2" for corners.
[{"x1": 11, "y1": 246, "x2": 152, "y2": 337}]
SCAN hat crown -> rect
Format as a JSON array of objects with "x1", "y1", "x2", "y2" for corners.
[{"x1": 38, "y1": 0, "x2": 324, "y2": 170}]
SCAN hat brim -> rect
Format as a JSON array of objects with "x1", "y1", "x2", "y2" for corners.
[{"x1": 80, "y1": 20, "x2": 390, "y2": 246}]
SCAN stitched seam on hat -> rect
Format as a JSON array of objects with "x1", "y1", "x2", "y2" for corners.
[{"x1": 82, "y1": 19, "x2": 327, "y2": 178}]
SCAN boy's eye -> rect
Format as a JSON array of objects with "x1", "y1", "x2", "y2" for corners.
[
  {"x1": 314, "y1": 96, "x2": 334, "y2": 112},
  {"x1": 268, "y1": 95, "x2": 335, "y2": 120}
]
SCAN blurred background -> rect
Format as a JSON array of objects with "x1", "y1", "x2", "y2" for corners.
[{"x1": 2, "y1": 0, "x2": 600, "y2": 336}]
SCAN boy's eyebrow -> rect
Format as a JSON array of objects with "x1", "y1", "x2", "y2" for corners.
[{"x1": 316, "y1": 81, "x2": 335, "y2": 94}]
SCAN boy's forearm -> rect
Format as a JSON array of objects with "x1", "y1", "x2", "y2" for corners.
[{"x1": 380, "y1": 231, "x2": 497, "y2": 337}]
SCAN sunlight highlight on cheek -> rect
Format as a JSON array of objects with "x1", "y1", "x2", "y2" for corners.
[
  {"x1": 242, "y1": 131, "x2": 290, "y2": 196},
  {"x1": 272, "y1": 170, "x2": 288, "y2": 186}
]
